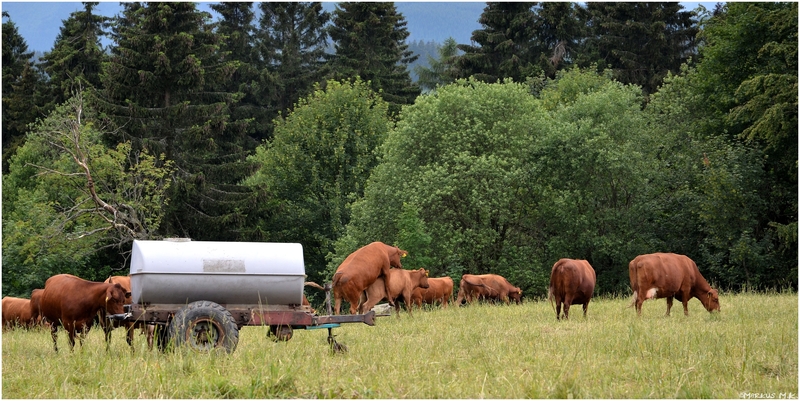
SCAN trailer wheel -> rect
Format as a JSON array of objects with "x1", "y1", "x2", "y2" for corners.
[
  {"x1": 168, "y1": 301, "x2": 239, "y2": 353},
  {"x1": 268, "y1": 325, "x2": 293, "y2": 341}
]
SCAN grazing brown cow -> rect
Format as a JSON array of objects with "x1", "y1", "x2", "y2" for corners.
[
  {"x1": 548, "y1": 259, "x2": 596, "y2": 320},
  {"x1": 40, "y1": 274, "x2": 130, "y2": 352},
  {"x1": 411, "y1": 276, "x2": 454, "y2": 309},
  {"x1": 2, "y1": 297, "x2": 35, "y2": 329},
  {"x1": 103, "y1": 275, "x2": 155, "y2": 350},
  {"x1": 629, "y1": 253, "x2": 720, "y2": 316},
  {"x1": 358, "y1": 268, "x2": 430, "y2": 316},
  {"x1": 455, "y1": 274, "x2": 522, "y2": 305},
  {"x1": 332, "y1": 242, "x2": 408, "y2": 314}
]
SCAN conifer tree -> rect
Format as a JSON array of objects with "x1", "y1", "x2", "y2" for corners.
[
  {"x1": 530, "y1": 2, "x2": 586, "y2": 77},
  {"x1": 2, "y1": 12, "x2": 43, "y2": 173},
  {"x1": 40, "y1": 2, "x2": 109, "y2": 109},
  {"x1": 455, "y1": 2, "x2": 537, "y2": 83},
  {"x1": 210, "y1": 2, "x2": 265, "y2": 143},
  {"x1": 256, "y1": 2, "x2": 330, "y2": 125},
  {"x1": 414, "y1": 37, "x2": 460, "y2": 92},
  {"x1": 579, "y1": 2, "x2": 698, "y2": 95},
  {"x1": 328, "y1": 2, "x2": 420, "y2": 115},
  {"x1": 98, "y1": 2, "x2": 247, "y2": 240}
]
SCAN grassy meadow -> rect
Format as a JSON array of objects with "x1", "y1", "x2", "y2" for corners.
[{"x1": 2, "y1": 291, "x2": 797, "y2": 398}]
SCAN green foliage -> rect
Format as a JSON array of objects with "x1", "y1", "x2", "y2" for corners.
[
  {"x1": 334, "y1": 77, "x2": 547, "y2": 290},
  {"x1": 244, "y1": 79, "x2": 391, "y2": 287},
  {"x1": 2, "y1": 95, "x2": 174, "y2": 296},
  {"x1": 99, "y1": 2, "x2": 250, "y2": 241}
]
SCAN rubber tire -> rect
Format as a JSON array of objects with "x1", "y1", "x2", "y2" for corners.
[{"x1": 168, "y1": 300, "x2": 239, "y2": 353}]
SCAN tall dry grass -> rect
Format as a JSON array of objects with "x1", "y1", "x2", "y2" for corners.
[{"x1": 2, "y1": 291, "x2": 796, "y2": 398}]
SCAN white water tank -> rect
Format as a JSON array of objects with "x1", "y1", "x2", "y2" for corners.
[{"x1": 129, "y1": 240, "x2": 306, "y2": 305}]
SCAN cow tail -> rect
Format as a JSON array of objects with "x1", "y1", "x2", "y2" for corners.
[{"x1": 304, "y1": 281, "x2": 325, "y2": 291}]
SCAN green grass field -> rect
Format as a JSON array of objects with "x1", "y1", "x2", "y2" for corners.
[{"x1": 2, "y1": 292, "x2": 797, "y2": 398}]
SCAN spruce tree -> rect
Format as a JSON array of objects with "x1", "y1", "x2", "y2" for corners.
[
  {"x1": 580, "y1": 2, "x2": 698, "y2": 95},
  {"x1": 2, "y1": 12, "x2": 43, "y2": 173},
  {"x1": 210, "y1": 2, "x2": 265, "y2": 143},
  {"x1": 530, "y1": 2, "x2": 586, "y2": 77},
  {"x1": 256, "y1": 2, "x2": 330, "y2": 125},
  {"x1": 98, "y1": 2, "x2": 247, "y2": 240},
  {"x1": 414, "y1": 37, "x2": 460, "y2": 92},
  {"x1": 328, "y1": 2, "x2": 419, "y2": 115},
  {"x1": 40, "y1": 2, "x2": 109, "y2": 109},
  {"x1": 455, "y1": 2, "x2": 538, "y2": 83}
]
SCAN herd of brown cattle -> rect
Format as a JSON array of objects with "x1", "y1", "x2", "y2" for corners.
[
  {"x1": 2, "y1": 243, "x2": 720, "y2": 351},
  {"x1": 331, "y1": 243, "x2": 720, "y2": 320}
]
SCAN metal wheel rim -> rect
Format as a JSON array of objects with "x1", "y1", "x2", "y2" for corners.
[{"x1": 185, "y1": 319, "x2": 223, "y2": 351}]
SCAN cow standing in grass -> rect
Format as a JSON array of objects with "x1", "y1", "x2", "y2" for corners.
[
  {"x1": 629, "y1": 253, "x2": 720, "y2": 316},
  {"x1": 2, "y1": 297, "x2": 35, "y2": 329},
  {"x1": 455, "y1": 274, "x2": 522, "y2": 305},
  {"x1": 103, "y1": 275, "x2": 155, "y2": 350},
  {"x1": 332, "y1": 242, "x2": 408, "y2": 315},
  {"x1": 40, "y1": 274, "x2": 130, "y2": 352},
  {"x1": 411, "y1": 276, "x2": 454, "y2": 309},
  {"x1": 548, "y1": 258, "x2": 596, "y2": 320},
  {"x1": 358, "y1": 268, "x2": 430, "y2": 316}
]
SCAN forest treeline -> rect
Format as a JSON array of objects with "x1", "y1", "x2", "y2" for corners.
[{"x1": 2, "y1": 2, "x2": 796, "y2": 300}]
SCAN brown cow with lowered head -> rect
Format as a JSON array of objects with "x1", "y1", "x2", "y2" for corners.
[
  {"x1": 40, "y1": 274, "x2": 130, "y2": 352},
  {"x1": 332, "y1": 242, "x2": 408, "y2": 315},
  {"x1": 104, "y1": 275, "x2": 155, "y2": 350},
  {"x1": 358, "y1": 268, "x2": 429, "y2": 316},
  {"x1": 2, "y1": 296, "x2": 35, "y2": 329},
  {"x1": 548, "y1": 258, "x2": 596, "y2": 320},
  {"x1": 629, "y1": 253, "x2": 720, "y2": 316},
  {"x1": 455, "y1": 274, "x2": 522, "y2": 305},
  {"x1": 411, "y1": 276, "x2": 454, "y2": 309}
]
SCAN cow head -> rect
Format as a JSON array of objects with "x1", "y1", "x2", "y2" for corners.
[
  {"x1": 509, "y1": 287, "x2": 523, "y2": 304},
  {"x1": 388, "y1": 247, "x2": 409, "y2": 269},
  {"x1": 416, "y1": 269, "x2": 430, "y2": 289},
  {"x1": 705, "y1": 289, "x2": 720, "y2": 312},
  {"x1": 104, "y1": 283, "x2": 130, "y2": 315}
]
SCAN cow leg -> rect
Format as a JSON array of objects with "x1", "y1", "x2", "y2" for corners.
[
  {"x1": 555, "y1": 301, "x2": 562, "y2": 320},
  {"x1": 583, "y1": 302, "x2": 589, "y2": 319},
  {"x1": 146, "y1": 324, "x2": 155, "y2": 350},
  {"x1": 682, "y1": 299, "x2": 690, "y2": 316},
  {"x1": 635, "y1": 296, "x2": 644, "y2": 316},
  {"x1": 50, "y1": 324, "x2": 60, "y2": 352},
  {"x1": 66, "y1": 324, "x2": 77, "y2": 351},
  {"x1": 665, "y1": 296, "x2": 673, "y2": 316},
  {"x1": 403, "y1": 292, "x2": 413, "y2": 317},
  {"x1": 125, "y1": 322, "x2": 134, "y2": 349},
  {"x1": 104, "y1": 322, "x2": 113, "y2": 349},
  {"x1": 563, "y1": 302, "x2": 571, "y2": 320}
]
